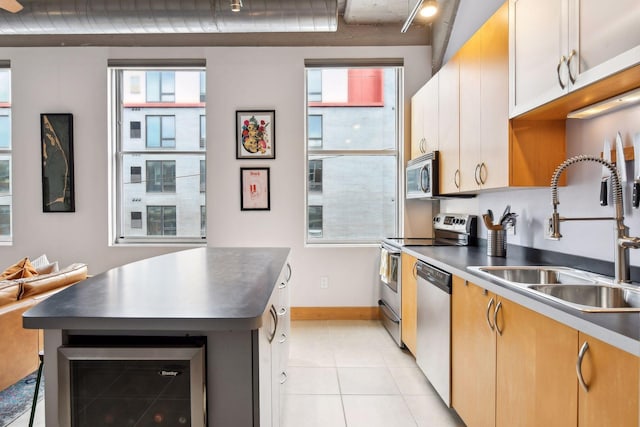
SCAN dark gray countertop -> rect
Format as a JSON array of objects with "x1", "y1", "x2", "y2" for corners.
[
  {"x1": 24, "y1": 247, "x2": 291, "y2": 332},
  {"x1": 403, "y1": 244, "x2": 640, "y2": 357}
]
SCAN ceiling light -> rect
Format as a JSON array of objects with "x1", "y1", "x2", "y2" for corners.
[
  {"x1": 401, "y1": 0, "x2": 439, "y2": 33},
  {"x1": 567, "y1": 87, "x2": 640, "y2": 119},
  {"x1": 419, "y1": 1, "x2": 439, "y2": 18},
  {"x1": 230, "y1": 0, "x2": 242, "y2": 12}
]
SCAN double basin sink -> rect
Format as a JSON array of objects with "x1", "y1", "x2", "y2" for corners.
[{"x1": 467, "y1": 266, "x2": 640, "y2": 312}]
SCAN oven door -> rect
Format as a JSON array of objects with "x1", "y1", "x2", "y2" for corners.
[{"x1": 379, "y1": 248, "x2": 400, "y2": 314}]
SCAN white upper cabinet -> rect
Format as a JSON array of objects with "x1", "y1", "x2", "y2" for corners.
[{"x1": 509, "y1": 0, "x2": 640, "y2": 117}]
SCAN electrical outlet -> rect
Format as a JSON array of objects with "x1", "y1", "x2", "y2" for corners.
[{"x1": 320, "y1": 276, "x2": 329, "y2": 289}]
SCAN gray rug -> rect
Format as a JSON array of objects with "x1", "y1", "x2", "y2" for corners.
[{"x1": 0, "y1": 371, "x2": 44, "y2": 427}]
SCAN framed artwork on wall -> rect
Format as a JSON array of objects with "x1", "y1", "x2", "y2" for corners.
[
  {"x1": 40, "y1": 113, "x2": 75, "y2": 212},
  {"x1": 240, "y1": 167, "x2": 270, "y2": 211},
  {"x1": 236, "y1": 110, "x2": 275, "y2": 159}
]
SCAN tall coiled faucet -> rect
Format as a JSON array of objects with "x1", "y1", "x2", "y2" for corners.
[{"x1": 549, "y1": 155, "x2": 640, "y2": 284}]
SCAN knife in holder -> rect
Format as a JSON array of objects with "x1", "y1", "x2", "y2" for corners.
[{"x1": 601, "y1": 139, "x2": 611, "y2": 206}]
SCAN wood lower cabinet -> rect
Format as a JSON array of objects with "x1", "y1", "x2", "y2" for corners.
[
  {"x1": 401, "y1": 253, "x2": 418, "y2": 354},
  {"x1": 495, "y1": 296, "x2": 577, "y2": 427},
  {"x1": 452, "y1": 277, "x2": 496, "y2": 427},
  {"x1": 577, "y1": 333, "x2": 639, "y2": 427},
  {"x1": 452, "y1": 277, "x2": 577, "y2": 427}
]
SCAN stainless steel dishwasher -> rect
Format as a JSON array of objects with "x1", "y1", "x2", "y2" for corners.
[{"x1": 415, "y1": 260, "x2": 452, "y2": 407}]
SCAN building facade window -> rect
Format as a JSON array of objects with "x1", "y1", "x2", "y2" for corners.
[
  {"x1": 308, "y1": 114, "x2": 323, "y2": 148},
  {"x1": 308, "y1": 159, "x2": 323, "y2": 192},
  {"x1": 131, "y1": 211, "x2": 142, "y2": 229},
  {"x1": 200, "y1": 160, "x2": 206, "y2": 193},
  {"x1": 308, "y1": 205, "x2": 323, "y2": 238},
  {"x1": 200, "y1": 115, "x2": 206, "y2": 149},
  {"x1": 130, "y1": 166, "x2": 141, "y2": 184},
  {"x1": 110, "y1": 64, "x2": 206, "y2": 243},
  {"x1": 199, "y1": 71, "x2": 206, "y2": 103},
  {"x1": 305, "y1": 65, "x2": 400, "y2": 244},
  {"x1": 200, "y1": 205, "x2": 206, "y2": 237},
  {"x1": 146, "y1": 160, "x2": 175, "y2": 193},
  {"x1": 146, "y1": 71, "x2": 175, "y2": 102},
  {"x1": 0, "y1": 67, "x2": 11, "y2": 242},
  {"x1": 146, "y1": 115, "x2": 175, "y2": 148},
  {"x1": 130, "y1": 121, "x2": 141, "y2": 138},
  {"x1": 147, "y1": 205, "x2": 176, "y2": 236}
]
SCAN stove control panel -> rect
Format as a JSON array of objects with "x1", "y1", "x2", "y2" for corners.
[{"x1": 433, "y1": 213, "x2": 477, "y2": 236}]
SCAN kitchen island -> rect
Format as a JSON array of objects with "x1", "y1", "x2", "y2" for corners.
[{"x1": 23, "y1": 247, "x2": 292, "y2": 427}]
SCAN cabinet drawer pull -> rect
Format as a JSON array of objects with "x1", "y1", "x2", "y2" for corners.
[
  {"x1": 577, "y1": 341, "x2": 590, "y2": 392},
  {"x1": 486, "y1": 297, "x2": 495, "y2": 330},
  {"x1": 494, "y1": 301, "x2": 503, "y2": 336},
  {"x1": 278, "y1": 281, "x2": 287, "y2": 289},
  {"x1": 557, "y1": 55, "x2": 567, "y2": 89},
  {"x1": 567, "y1": 49, "x2": 577, "y2": 84},
  {"x1": 277, "y1": 307, "x2": 287, "y2": 316},
  {"x1": 279, "y1": 333, "x2": 287, "y2": 344}
]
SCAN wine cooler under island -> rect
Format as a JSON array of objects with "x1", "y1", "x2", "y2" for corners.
[{"x1": 23, "y1": 247, "x2": 292, "y2": 427}]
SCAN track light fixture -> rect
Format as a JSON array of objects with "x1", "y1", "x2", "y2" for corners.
[
  {"x1": 401, "y1": 0, "x2": 439, "y2": 33},
  {"x1": 230, "y1": 0, "x2": 243, "y2": 13}
]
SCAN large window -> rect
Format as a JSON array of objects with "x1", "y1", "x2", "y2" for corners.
[
  {"x1": 110, "y1": 63, "x2": 206, "y2": 243},
  {"x1": 0, "y1": 66, "x2": 11, "y2": 242},
  {"x1": 305, "y1": 65, "x2": 401, "y2": 244}
]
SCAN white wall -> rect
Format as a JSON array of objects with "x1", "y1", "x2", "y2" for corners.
[{"x1": 0, "y1": 45, "x2": 431, "y2": 308}]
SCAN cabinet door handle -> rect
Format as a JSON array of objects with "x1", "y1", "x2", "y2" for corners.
[
  {"x1": 278, "y1": 281, "x2": 287, "y2": 289},
  {"x1": 486, "y1": 297, "x2": 495, "y2": 330},
  {"x1": 567, "y1": 49, "x2": 577, "y2": 84},
  {"x1": 277, "y1": 307, "x2": 287, "y2": 317},
  {"x1": 280, "y1": 371, "x2": 288, "y2": 384},
  {"x1": 285, "y1": 263, "x2": 292, "y2": 283},
  {"x1": 412, "y1": 262, "x2": 417, "y2": 279},
  {"x1": 479, "y1": 162, "x2": 487, "y2": 185},
  {"x1": 474, "y1": 164, "x2": 481, "y2": 185},
  {"x1": 421, "y1": 138, "x2": 426, "y2": 153},
  {"x1": 577, "y1": 341, "x2": 590, "y2": 392},
  {"x1": 454, "y1": 169, "x2": 460, "y2": 189},
  {"x1": 557, "y1": 55, "x2": 567, "y2": 89},
  {"x1": 494, "y1": 301, "x2": 503, "y2": 336}
]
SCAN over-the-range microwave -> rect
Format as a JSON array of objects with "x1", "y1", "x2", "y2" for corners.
[{"x1": 406, "y1": 151, "x2": 439, "y2": 199}]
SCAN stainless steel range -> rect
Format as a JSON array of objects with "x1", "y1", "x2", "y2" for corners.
[{"x1": 378, "y1": 213, "x2": 476, "y2": 347}]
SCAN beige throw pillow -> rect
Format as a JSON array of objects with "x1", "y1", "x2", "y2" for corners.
[{"x1": 0, "y1": 257, "x2": 38, "y2": 280}]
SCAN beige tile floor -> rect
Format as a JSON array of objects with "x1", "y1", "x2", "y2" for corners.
[
  {"x1": 283, "y1": 320, "x2": 465, "y2": 427},
  {"x1": 9, "y1": 320, "x2": 465, "y2": 427}
]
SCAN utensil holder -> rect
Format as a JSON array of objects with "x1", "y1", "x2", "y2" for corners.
[{"x1": 487, "y1": 229, "x2": 507, "y2": 257}]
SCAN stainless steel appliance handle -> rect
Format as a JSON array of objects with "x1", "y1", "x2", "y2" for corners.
[
  {"x1": 419, "y1": 165, "x2": 429, "y2": 192},
  {"x1": 494, "y1": 301, "x2": 503, "y2": 336},
  {"x1": 577, "y1": 341, "x2": 590, "y2": 392},
  {"x1": 378, "y1": 300, "x2": 400, "y2": 324},
  {"x1": 486, "y1": 297, "x2": 495, "y2": 330}
]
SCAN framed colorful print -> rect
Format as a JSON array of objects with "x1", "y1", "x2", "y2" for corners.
[
  {"x1": 236, "y1": 110, "x2": 275, "y2": 159},
  {"x1": 40, "y1": 113, "x2": 75, "y2": 212},
  {"x1": 240, "y1": 167, "x2": 270, "y2": 211}
]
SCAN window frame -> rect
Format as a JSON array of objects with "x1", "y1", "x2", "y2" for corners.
[
  {"x1": 0, "y1": 66, "x2": 11, "y2": 243},
  {"x1": 109, "y1": 63, "x2": 206, "y2": 245},
  {"x1": 304, "y1": 64, "x2": 403, "y2": 246}
]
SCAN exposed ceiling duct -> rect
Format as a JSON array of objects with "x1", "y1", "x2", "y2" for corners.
[{"x1": 0, "y1": 0, "x2": 339, "y2": 35}]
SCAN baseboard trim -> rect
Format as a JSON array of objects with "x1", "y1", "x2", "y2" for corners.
[{"x1": 291, "y1": 306, "x2": 381, "y2": 321}]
